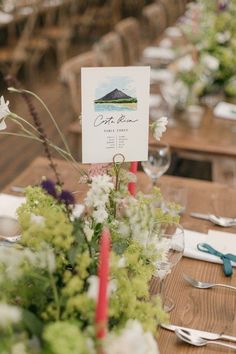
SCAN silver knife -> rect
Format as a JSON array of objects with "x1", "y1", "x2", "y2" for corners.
[
  {"x1": 190, "y1": 212, "x2": 210, "y2": 221},
  {"x1": 161, "y1": 324, "x2": 236, "y2": 342}
]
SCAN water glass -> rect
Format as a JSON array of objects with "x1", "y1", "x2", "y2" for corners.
[
  {"x1": 141, "y1": 145, "x2": 171, "y2": 188},
  {"x1": 148, "y1": 222, "x2": 184, "y2": 312},
  {"x1": 161, "y1": 185, "x2": 188, "y2": 215}
]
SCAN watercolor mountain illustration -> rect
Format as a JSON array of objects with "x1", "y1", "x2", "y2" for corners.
[
  {"x1": 95, "y1": 88, "x2": 137, "y2": 104},
  {"x1": 94, "y1": 88, "x2": 137, "y2": 112}
]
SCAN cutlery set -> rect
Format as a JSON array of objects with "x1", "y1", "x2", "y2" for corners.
[{"x1": 162, "y1": 273, "x2": 236, "y2": 349}]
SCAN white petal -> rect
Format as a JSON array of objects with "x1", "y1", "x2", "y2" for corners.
[{"x1": 0, "y1": 119, "x2": 6, "y2": 130}]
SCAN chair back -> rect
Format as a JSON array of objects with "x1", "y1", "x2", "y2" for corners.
[
  {"x1": 93, "y1": 31, "x2": 125, "y2": 67},
  {"x1": 142, "y1": 3, "x2": 167, "y2": 41},
  {"x1": 158, "y1": 0, "x2": 179, "y2": 25},
  {"x1": 60, "y1": 51, "x2": 98, "y2": 116},
  {"x1": 115, "y1": 17, "x2": 141, "y2": 65}
]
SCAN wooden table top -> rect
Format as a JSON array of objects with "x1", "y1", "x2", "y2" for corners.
[
  {"x1": 3, "y1": 156, "x2": 236, "y2": 354},
  {"x1": 149, "y1": 103, "x2": 236, "y2": 158}
]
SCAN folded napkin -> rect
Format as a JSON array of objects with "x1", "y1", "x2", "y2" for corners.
[
  {"x1": 143, "y1": 47, "x2": 175, "y2": 61},
  {"x1": 165, "y1": 26, "x2": 182, "y2": 38},
  {"x1": 0, "y1": 193, "x2": 84, "y2": 219},
  {"x1": 184, "y1": 229, "x2": 236, "y2": 267},
  {"x1": 0, "y1": 11, "x2": 13, "y2": 24},
  {"x1": 213, "y1": 102, "x2": 236, "y2": 120},
  {"x1": 0, "y1": 194, "x2": 25, "y2": 218}
]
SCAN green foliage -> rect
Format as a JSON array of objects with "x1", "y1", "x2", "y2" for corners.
[
  {"x1": 0, "y1": 171, "x2": 178, "y2": 352},
  {"x1": 180, "y1": 0, "x2": 236, "y2": 98}
]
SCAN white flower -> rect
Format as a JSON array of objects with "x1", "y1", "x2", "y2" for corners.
[
  {"x1": 215, "y1": 31, "x2": 231, "y2": 44},
  {"x1": 0, "y1": 303, "x2": 21, "y2": 328},
  {"x1": 152, "y1": 117, "x2": 168, "y2": 141},
  {"x1": 92, "y1": 207, "x2": 108, "y2": 224},
  {"x1": 87, "y1": 275, "x2": 98, "y2": 300},
  {"x1": 83, "y1": 222, "x2": 94, "y2": 242},
  {"x1": 72, "y1": 204, "x2": 84, "y2": 219},
  {"x1": 11, "y1": 342, "x2": 27, "y2": 354},
  {"x1": 117, "y1": 256, "x2": 126, "y2": 268},
  {"x1": 201, "y1": 54, "x2": 219, "y2": 71},
  {"x1": 177, "y1": 54, "x2": 195, "y2": 71},
  {"x1": 30, "y1": 213, "x2": 45, "y2": 226},
  {"x1": 0, "y1": 245, "x2": 56, "y2": 281},
  {"x1": 104, "y1": 320, "x2": 160, "y2": 354},
  {"x1": 0, "y1": 96, "x2": 10, "y2": 130},
  {"x1": 87, "y1": 275, "x2": 117, "y2": 300}
]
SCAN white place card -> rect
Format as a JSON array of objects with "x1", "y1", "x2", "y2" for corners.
[
  {"x1": 81, "y1": 66, "x2": 150, "y2": 163},
  {"x1": 214, "y1": 101, "x2": 236, "y2": 120}
]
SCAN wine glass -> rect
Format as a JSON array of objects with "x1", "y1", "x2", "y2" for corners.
[
  {"x1": 148, "y1": 222, "x2": 184, "y2": 312},
  {"x1": 141, "y1": 144, "x2": 171, "y2": 189},
  {"x1": 160, "y1": 81, "x2": 188, "y2": 127}
]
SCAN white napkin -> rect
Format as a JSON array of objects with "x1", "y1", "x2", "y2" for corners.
[
  {"x1": 18, "y1": 7, "x2": 33, "y2": 15},
  {"x1": 184, "y1": 229, "x2": 236, "y2": 266},
  {"x1": 0, "y1": 194, "x2": 25, "y2": 218},
  {"x1": 0, "y1": 193, "x2": 84, "y2": 219},
  {"x1": 213, "y1": 102, "x2": 236, "y2": 120},
  {"x1": 143, "y1": 47, "x2": 176, "y2": 61},
  {"x1": 165, "y1": 26, "x2": 182, "y2": 38},
  {"x1": 150, "y1": 69, "x2": 174, "y2": 83},
  {"x1": 0, "y1": 11, "x2": 13, "y2": 24}
]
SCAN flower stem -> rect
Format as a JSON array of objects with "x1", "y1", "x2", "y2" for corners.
[{"x1": 8, "y1": 87, "x2": 71, "y2": 157}]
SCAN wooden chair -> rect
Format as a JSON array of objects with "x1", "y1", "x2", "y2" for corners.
[
  {"x1": 40, "y1": 1, "x2": 73, "y2": 65},
  {"x1": 60, "y1": 50, "x2": 98, "y2": 117},
  {"x1": 158, "y1": 0, "x2": 179, "y2": 25},
  {"x1": 142, "y1": 3, "x2": 167, "y2": 42},
  {"x1": 0, "y1": 8, "x2": 37, "y2": 75},
  {"x1": 60, "y1": 50, "x2": 98, "y2": 160},
  {"x1": 72, "y1": 0, "x2": 121, "y2": 40},
  {"x1": 93, "y1": 31, "x2": 125, "y2": 67},
  {"x1": 115, "y1": 17, "x2": 141, "y2": 65}
]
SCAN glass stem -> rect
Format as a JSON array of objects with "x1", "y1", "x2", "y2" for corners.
[{"x1": 151, "y1": 177, "x2": 157, "y2": 188}]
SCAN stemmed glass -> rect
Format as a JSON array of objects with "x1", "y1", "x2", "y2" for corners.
[
  {"x1": 148, "y1": 222, "x2": 184, "y2": 312},
  {"x1": 141, "y1": 144, "x2": 171, "y2": 189}
]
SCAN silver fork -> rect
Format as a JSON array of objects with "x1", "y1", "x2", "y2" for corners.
[{"x1": 183, "y1": 273, "x2": 236, "y2": 291}]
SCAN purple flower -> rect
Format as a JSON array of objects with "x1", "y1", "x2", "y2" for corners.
[
  {"x1": 59, "y1": 190, "x2": 75, "y2": 206},
  {"x1": 41, "y1": 179, "x2": 57, "y2": 198},
  {"x1": 218, "y1": 0, "x2": 228, "y2": 11}
]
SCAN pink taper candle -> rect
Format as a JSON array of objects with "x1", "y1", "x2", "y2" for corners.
[
  {"x1": 128, "y1": 161, "x2": 138, "y2": 196},
  {"x1": 95, "y1": 227, "x2": 110, "y2": 341}
]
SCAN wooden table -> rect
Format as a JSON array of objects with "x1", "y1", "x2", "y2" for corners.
[
  {"x1": 149, "y1": 105, "x2": 236, "y2": 186},
  {"x1": 3, "y1": 156, "x2": 236, "y2": 354},
  {"x1": 68, "y1": 104, "x2": 236, "y2": 186}
]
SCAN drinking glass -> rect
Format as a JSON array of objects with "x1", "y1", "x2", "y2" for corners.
[
  {"x1": 161, "y1": 81, "x2": 188, "y2": 127},
  {"x1": 161, "y1": 185, "x2": 188, "y2": 216},
  {"x1": 149, "y1": 222, "x2": 184, "y2": 312},
  {"x1": 141, "y1": 145, "x2": 171, "y2": 188}
]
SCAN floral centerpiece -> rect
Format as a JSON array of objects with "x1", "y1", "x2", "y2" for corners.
[
  {"x1": 178, "y1": 0, "x2": 236, "y2": 100},
  {"x1": 0, "y1": 80, "x2": 174, "y2": 354}
]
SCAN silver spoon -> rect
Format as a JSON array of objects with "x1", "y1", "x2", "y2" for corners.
[
  {"x1": 190, "y1": 212, "x2": 236, "y2": 227},
  {"x1": 0, "y1": 235, "x2": 21, "y2": 243},
  {"x1": 175, "y1": 328, "x2": 236, "y2": 350},
  {"x1": 209, "y1": 214, "x2": 236, "y2": 227},
  {"x1": 183, "y1": 273, "x2": 236, "y2": 291}
]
